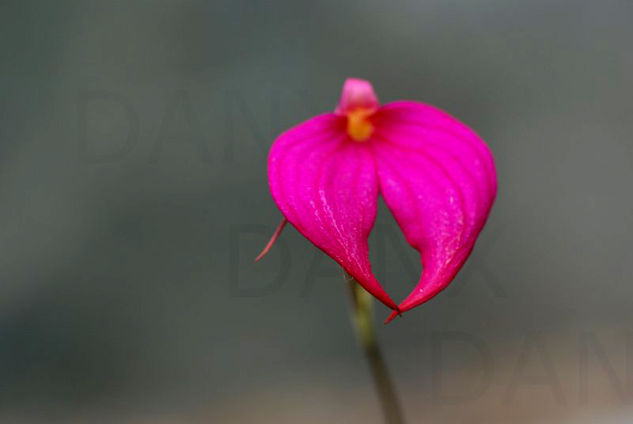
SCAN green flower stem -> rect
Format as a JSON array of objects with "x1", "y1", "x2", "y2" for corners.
[{"x1": 345, "y1": 272, "x2": 405, "y2": 424}]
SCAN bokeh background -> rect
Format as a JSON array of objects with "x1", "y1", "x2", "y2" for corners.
[{"x1": 2, "y1": 1, "x2": 633, "y2": 422}]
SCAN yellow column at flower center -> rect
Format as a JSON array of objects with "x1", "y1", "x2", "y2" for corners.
[{"x1": 346, "y1": 108, "x2": 375, "y2": 142}]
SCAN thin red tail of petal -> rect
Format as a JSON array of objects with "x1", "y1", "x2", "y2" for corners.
[
  {"x1": 384, "y1": 310, "x2": 401, "y2": 324},
  {"x1": 254, "y1": 218, "x2": 288, "y2": 262}
]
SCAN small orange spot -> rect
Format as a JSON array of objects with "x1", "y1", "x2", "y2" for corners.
[{"x1": 346, "y1": 108, "x2": 375, "y2": 142}]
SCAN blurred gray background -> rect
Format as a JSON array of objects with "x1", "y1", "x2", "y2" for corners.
[{"x1": 1, "y1": 0, "x2": 633, "y2": 423}]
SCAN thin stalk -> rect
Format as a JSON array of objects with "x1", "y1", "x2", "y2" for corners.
[{"x1": 345, "y1": 272, "x2": 405, "y2": 424}]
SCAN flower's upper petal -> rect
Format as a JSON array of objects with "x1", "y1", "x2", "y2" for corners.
[
  {"x1": 336, "y1": 78, "x2": 379, "y2": 114},
  {"x1": 268, "y1": 113, "x2": 398, "y2": 310},
  {"x1": 371, "y1": 101, "x2": 497, "y2": 316}
]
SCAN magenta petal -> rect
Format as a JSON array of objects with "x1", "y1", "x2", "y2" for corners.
[
  {"x1": 268, "y1": 113, "x2": 398, "y2": 310},
  {"x1": 372, "y1": 101, "x2": 497, "y2": 315}
]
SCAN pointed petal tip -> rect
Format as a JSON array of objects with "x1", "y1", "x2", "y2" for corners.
[
  {"x1": 253, "y1": 251, "x2": 267, "y2": 262},
  {"x1": 384, "y1": 310, "x2": 401, "y2": 325}
]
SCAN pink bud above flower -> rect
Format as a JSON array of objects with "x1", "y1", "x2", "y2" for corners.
[
  {"x1": 336, "y1": 78, "x2": 379, "y2": 114},
  {"x1": 260, "y1": 78, "x2": 497, "y2": 322}
]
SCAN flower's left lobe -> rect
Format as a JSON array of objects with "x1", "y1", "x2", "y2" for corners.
[{"x1": 267, "y1": 113, "x2": 398, "y2": 311}]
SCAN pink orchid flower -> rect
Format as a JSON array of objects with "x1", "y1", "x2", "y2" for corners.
[{"x1": 259, "y1": 78, "x2": 497, "y2": 323}]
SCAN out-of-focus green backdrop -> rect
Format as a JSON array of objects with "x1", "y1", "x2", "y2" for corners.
[{"x1": 1, "y1": 1, "x2": 633, "y2": 422}]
